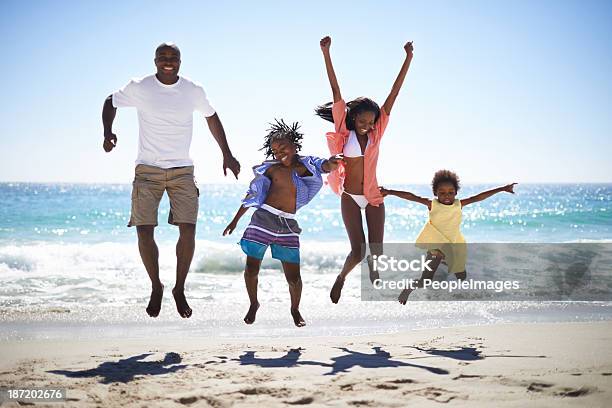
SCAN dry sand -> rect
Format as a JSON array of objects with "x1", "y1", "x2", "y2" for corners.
[{"x1": 1, "y1": 321, "x2": 611, "y2": 407}]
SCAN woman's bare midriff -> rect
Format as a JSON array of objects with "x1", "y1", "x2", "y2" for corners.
[{"x1": 343, "y1": 157, "x2": 365, "y2": 195}]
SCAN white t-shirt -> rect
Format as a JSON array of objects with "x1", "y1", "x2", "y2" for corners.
[{"x1": 112, "y1": 74, "x2": 216, "y2": 168}]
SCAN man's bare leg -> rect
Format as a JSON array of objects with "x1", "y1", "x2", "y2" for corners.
[
  {"x1": 244, "y1": 256, "x2": 261, "y2": 324},
  {"x1": 172, "y1": 223, "x2": 195, "y2": 318},
  {"x1": 282, "y1": 261, "x2": 305, "y2": 327},
  {"x1": 137, "y1": 225, "x2": 163, "y2": 317}
]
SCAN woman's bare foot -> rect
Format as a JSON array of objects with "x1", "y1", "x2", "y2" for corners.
[
  {"x1": 291, "y1": 308, "x2": 306, "y2": 327},
  {"x1": 172, "y1": 287, "x2": 192, "y2": 318},
  {"x1": 367, "y1": 255, "x2": 380, "y2": 284},
  {"x1": 244, "y1": 302, "x2": 260, "y2": 324},
  {"x1": 330, "y1": 275, "x2": 345, "y2": 304},
  {"x1": 398, "y1": 288, "x2": 413, "y2": 305},
  {"x1": 146, "y1": 284, "x2": 164, "y2": 317}
]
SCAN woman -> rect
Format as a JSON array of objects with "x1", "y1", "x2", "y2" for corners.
[{"x1": 315, "y1": 35, "x2": 414, "y2": 303}]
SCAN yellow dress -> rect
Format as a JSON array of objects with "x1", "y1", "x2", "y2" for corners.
[{"x1": 415, "y1": 199, "x2": 467, "y2": 273}]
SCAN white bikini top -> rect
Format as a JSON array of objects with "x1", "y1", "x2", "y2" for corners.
[{"x1": 343, "y1": 131, "x2": 369, "y2": 158}]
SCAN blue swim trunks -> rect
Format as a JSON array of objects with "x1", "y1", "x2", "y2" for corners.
[{"x1": 240, "y1": 204, "x2": 301, "y2": 264}]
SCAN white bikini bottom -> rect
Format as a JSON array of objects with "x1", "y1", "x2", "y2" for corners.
[{"x1": 344, "y1": 192, "x2": 369, "y2": 209}]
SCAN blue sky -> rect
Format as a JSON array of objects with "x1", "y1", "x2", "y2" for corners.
[{"x1": 1, "y1": 0, "x2": 611, "y2": 184}]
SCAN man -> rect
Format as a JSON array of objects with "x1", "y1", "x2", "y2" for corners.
[{"x1": 102, "y1": 42, "x2": 240, "y2": 318}]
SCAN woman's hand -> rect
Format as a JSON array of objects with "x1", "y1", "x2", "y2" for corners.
[
  {"x1": 404, "y1": 41, "x2": 414, "y2": 59},
  {"x1": 379, "y1": 186, "x2": 392, "y2": 197},
  {"x1": 320, "y1": 36, "x2": 331, "y2": 52},
  {"x1": 323, "y1": 154, "x2": 344, "y2": 172}
]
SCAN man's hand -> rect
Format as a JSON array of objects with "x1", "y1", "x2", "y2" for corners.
[
  {"x1": 223, "y1": 155, "x2": 241, "y2": 179},
  {"x1": 223, "y1": 220, "x2": 238, "y2": 236},
  {"x1": 320, "y1": 36, "x2": 331, "y2": 52},
  {"x1": 379, "y1": 186, "x2": 391, "y2": 197},
  {"x1": 103, "y1": 133, "x2": 117, "y2": 152},
  {"x1": 503, "y1": 183, "x2": 518, "y2": 194},
  {"x1": 323, "y1": 154, "x2": 344, "y2": 172},
  {"x1": 404, "y1": 41, "x2": 414, "y2": 59}
]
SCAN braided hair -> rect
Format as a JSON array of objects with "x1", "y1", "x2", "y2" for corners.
[{"x1": 259, "y1": 119, "x2": 304, "y2": 158}]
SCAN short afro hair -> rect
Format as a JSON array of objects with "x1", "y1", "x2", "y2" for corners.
[
  {"x1": 259, "y1": 119, "x2": 303, "y2": 159},
  {"x1": 431, "y1": 169, "x2": 460, "y2": 195},
  {"x1": 155, "y1": 42, "x2": 181, "y2": 57}
]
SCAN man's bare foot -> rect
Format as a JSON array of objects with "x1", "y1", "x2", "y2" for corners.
[
  {"x1": 146, "y1": 284, "x2": 164, "y2": 317},
  {"x1": 330, "y1": 275, "x2": 345, "y2": 304},
  {"x1": 172, "y1": 287, "x2": 192, "y2": 318},
  {"x1": 291, "y1": 308, "x2": 306, "y2": 327},
  {"x1": 398, "y1": 288, "x2": 413, "y2": 305},
  {"x1": 244, "y1": 302, "x2": 259, "y2": 324}
]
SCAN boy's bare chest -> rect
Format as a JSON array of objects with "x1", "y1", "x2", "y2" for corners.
[{"x1": 267, "y1": 164, "x2": 312, "y2": 186}]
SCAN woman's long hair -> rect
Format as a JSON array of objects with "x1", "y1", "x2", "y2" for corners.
[{"x1": 315, "y1": 97, "x2": 380, "y2": 130}]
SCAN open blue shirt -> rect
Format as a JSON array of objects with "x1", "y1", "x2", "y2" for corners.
[{"x1": 242, "y1": 155, "x2": 328, "y2": 211}]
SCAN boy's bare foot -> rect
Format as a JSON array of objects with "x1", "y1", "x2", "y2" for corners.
[
  {"x1": 172, "y1": 287, "x2": 192, "y2": 318},
  {"x1": 398, "y1": 288, "x2": 413, "y2": 305},
  {"x1": 146, "y1": 284, "x2": 164, "y2": 317},
  {"x1": 291, "y1": 308, "x2": 306, "y2": 327},
  {"x1": 330, "y1": 275, "x2": 345, "y2": 304},
  {"x1": 244, "y1": 302, "x2": 260, "y2": 324}
]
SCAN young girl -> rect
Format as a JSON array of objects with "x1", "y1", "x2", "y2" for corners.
[
  {"x1": 315, "y1": 36, "x2": 414, "y2": 303},
  {"x1": 223, "y1": 120, "x2": 341, "y2": 326},
  {"x1": 380, "y1": 170, "x2": 517, "y2": 304}
]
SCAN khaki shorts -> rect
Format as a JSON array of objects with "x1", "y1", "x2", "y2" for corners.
[{"x1": 128, "y1": 164, "x2": 199, "y2": 227}]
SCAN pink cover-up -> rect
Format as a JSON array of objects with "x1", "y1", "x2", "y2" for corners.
[{"x1": 325, "y1": 99, "x2": 390, "y2": 206}]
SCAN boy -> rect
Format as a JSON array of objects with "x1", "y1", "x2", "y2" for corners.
[{"x1": 223, "y1": 120, "x2": 341, "y2": 326}]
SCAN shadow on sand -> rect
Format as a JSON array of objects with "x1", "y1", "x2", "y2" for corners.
[
  {"x1": 235, "y1": 346, "x2": 449, "y2": 376},
  {"x1": 48, "y1": 352, "x2": 187, "y2": 384},
  {"x1": 407, "y1": 346, "x2": 546, "y2": 361}
]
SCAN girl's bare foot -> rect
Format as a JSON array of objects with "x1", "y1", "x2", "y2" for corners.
[
  {"x1": 146, "y1": 284, "x2": 164, "y2": 317},
  {"x1": 291, "y1": 308, "x2": 306, "y2": 327},
  {"x1": 244, "y1": 302, "x2": 260, "y2": 324},
  {"x1": 398, "y1": 288, "x2": 413, "y2": 305},
  {"x1": 172, "y1": 287, "x2": 192, "y2": 318}
]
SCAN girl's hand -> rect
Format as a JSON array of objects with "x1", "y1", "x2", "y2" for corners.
[
  {"x1": 379, "y1": 186, "x2": 391, "y2": 197},
  {"x1": 320, "y1": 36, "x2": 331, "y2": 52},
  {"x1": 223, "y1": 220, "x2": 238, "y2": 236},
  {"x1": 503, "y1": 183, "x2": 518, "y2": 194},
  {"x1": 404, "y1": 41, "x2": 414, "y2": 59}
]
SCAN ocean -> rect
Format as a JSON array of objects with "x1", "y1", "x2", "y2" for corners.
[{"x1": 1, "y1": 183, "x2": 611, "y2": 340}]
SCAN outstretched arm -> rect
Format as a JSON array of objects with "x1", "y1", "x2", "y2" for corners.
[
  {"x1": 380, "y1": 187, "x2": 431, "y2": 209},
  {"x1": 461, "y1": 183, "x2": 517, "y2": 207},
  {"x1": 382, "y1": 41, "x2": 414, "y2": 115},
  {"x1": 102, "y1": 95, "x2": 117, "y2": 152},
  {"x1": 321, "y1": 154, "x2": 344, "y2": 173},
  {"x1": 205, "y1": 113, "x2": 241, "y2": 179},
  {"x1": 320, "y1": 36, "x2": 342, "y2": 103}
]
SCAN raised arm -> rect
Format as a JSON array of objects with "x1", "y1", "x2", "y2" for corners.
[
  {"x1": 380, "y1": 187, "x2": 431, "y2": 209},
  {"x1": 382, "y1": 41, "x2": 414, "y2": 115},
  {"x1": 320, "y1": 36, "x2": 342, "y2": 103},
  {"x1": 205, "y1": 113, "x2": 241, "y2": 179},
  {"x1": 102, "y1": 95, "x2": 117, "y2": 152},
  {"x1": 461, "y1": 183, "x2": 517, "y2": 207}
]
